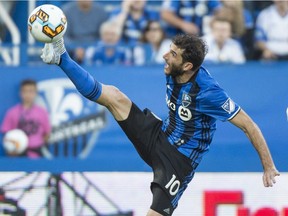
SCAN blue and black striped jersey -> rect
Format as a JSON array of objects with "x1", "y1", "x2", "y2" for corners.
[{"x1": 162, "y1": 66, "x2": 240, "y2": 164}]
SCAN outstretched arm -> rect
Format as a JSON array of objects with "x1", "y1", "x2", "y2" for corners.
[{"x1": 229, "y1": 109, "x2": 280, "y2": 187}]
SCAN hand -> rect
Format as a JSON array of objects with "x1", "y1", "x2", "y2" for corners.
[
  {"x1": 121, "y1": 0, "x2": 133, "y2": 14},
  {"x1": 262, "y1": 167, "x2": 280, "y2": 187},
  {"x1": 180, "y1": 21, "x2": 199, "y2": 35},
  {"x1": 262, "y1": 48, "x2": 277, "y2": 60}
]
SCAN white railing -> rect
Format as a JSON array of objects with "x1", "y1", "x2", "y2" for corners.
[
  {"x1": 0, "y1": 1, "x2": 20, "y2": 66},
  {"x1": 27, "y1": 0, "x2": 36, "y2": 45}
]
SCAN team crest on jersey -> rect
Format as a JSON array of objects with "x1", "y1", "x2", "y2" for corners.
[
  {"x1": 222, "y1": 98, "x2": 236, "y2": 114},
  {"x1": 182, "y1": 93, "x2": 192, "y2": 108}
]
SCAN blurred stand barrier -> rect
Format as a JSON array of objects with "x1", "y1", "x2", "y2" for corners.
[
  {"x1": 0, "y1": 172, "x2": 134, "y2": 216},
  {"x1": 0, "y1": 172, "x2": 287, "y2": 216},
  {"x1": 0, "y1": 63, "x2": 287, "y2": 172},
  {"x1": 0, "y1": 2, "x2": 20, "y2": 66}
]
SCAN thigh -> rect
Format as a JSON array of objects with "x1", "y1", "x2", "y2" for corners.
[{"x1": 117, "y1": 103, "x2": 162, "y2": 166}]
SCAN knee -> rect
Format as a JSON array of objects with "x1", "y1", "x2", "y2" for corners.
[{"x1": 104, "y1": 85, "x2": 130, "y2": 107}]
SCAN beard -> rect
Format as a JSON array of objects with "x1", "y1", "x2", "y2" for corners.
[{"x1": 169, "y1": 62, "x2": 185, "y2": 78}]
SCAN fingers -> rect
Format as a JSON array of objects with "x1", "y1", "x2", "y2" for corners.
[
  {"x1": 263, "y1": 175, "x2": 273, "y2": 187},
  {"x1": 263, "y1": 170, "x2": 280, "y2": 187}
]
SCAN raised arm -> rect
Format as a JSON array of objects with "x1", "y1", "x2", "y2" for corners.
[
  {"x1": 109, "y1": 0, "x2": 133, "y2": 34},
  {"x1": 229, "y1": 109, "x2": 280, "y2": 187},
  {"x1": 161, "y1": 9, "x2": 199, "y2": 35}
]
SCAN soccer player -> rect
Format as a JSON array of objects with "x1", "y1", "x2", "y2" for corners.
[{"x1": 41, "y1": 34, "x2": 279, "y2": 216}]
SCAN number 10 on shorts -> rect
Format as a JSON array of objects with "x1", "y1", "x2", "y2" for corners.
[{"x1": 165, "y1": 174, "x2": 180, "y2": 196}]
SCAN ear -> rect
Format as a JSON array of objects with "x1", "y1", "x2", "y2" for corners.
[{"x1": 182, "y1": 62, "x2": 193, "y2": 71}]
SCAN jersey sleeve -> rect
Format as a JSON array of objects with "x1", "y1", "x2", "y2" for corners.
[{"x1": 197, "y1": 86, "x2": 240, "y2": 121}]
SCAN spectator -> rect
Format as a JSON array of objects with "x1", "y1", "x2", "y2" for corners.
[
  {"x1": 1, "y1": 79, "x2": 51, "y2": 158},
  {"x1": 161, "y1": 0, "x2": 222, "y2": 37},
  {"x1": 255, "y1": 0, "x2": 288, "y2": 61},
  {"x1": 62, "y1": 0, "x2": 109, "y2": 64},
  {"x1": 203, "y1": 16, "x2": 246, "y2": 64},
  {"x1": 244, "y1": 0, "x2": 273, "y2": 20},
  {"x1": 85, "y1": 21, "x2": 129, "y2": 65},
  {"x1": 219, "y1": 0, "x2": 255, "y2": 59},
  {"x1": 220, "y1": 0, "x2": 253, "y2": 38},
  {"x1": 109, "y1": 0, "x2": 159, "y2": 46},
  {"x1": 134, "y1": 20, "x2": 171, "y2": 65}
]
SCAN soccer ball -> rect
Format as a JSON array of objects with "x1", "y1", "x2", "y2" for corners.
[
  {"x1": 3, "y1": 129, "x2": 28, "y2": 155},
  {"x1": 28, "y1": 4, "x2": 67, "y2": 43}
]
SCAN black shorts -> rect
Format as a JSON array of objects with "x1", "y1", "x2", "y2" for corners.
[{"x1": 118, "y1": 103, "x2": 198, "y2": 215}]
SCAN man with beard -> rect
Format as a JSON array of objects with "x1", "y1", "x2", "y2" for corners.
[{"x1": 40, "y1": 34, "x2": 279, "y2": 216}]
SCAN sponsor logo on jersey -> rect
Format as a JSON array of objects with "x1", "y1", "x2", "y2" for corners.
[
  {"x1": 166, "y1": 96, "x2": 176, "y2": 111},
  {"x1": 166, "y1": 95, "x2": 193, "y2": 121},
  {"x1": 178, "y1": 106, "x2": 192, "y2": 121},
  {"x1": 221, "y1": 98, "x2": 235, "y2": 114}
]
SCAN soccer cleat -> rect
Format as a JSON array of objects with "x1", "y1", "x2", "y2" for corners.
[{"x1": 41, "y1": 38, "x2": 66, "y2": 65}]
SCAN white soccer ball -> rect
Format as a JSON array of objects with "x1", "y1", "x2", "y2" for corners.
[
  {"x1": 28, "y1": 4, "x2": 67, "y2": 43},
  {"x1": 3, "y1": 129, "x2": 28, "y2": 155}
]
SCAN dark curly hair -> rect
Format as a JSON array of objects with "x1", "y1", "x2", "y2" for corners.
[{"x1": 172, "y1": 34, "x2": 208, "y2": 71}]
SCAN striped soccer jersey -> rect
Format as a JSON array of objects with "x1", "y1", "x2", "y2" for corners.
[{"x1": 162, "y1": 66, "x2": 240, "y2": 164}]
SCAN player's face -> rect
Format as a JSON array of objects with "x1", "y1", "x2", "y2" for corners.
[
  {"x1": 20, "y1": 84, "x2": 37, "y2": 106},
  {"x1": 163, "y1": 43, "x2": 185, "y2": 77}
]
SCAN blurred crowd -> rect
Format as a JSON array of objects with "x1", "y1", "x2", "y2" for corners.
[
  {"x1": 0, "y1": 0, "x2": 287, "y2": 158},
  {"x1": 1, "y1": 0, "x2": 288, "y2": 65}
]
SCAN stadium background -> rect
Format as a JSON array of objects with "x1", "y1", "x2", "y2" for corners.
[{"x1": 0, "y1": 1, "x2": 287, "y2": 216}]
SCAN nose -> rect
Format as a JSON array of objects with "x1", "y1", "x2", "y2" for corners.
[{"x1": 163, "y1": 51, "x2": 169, "y2": 60}]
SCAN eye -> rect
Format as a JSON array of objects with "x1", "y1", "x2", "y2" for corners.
[{"x1": 171, "y1": 51, "x2": 177, "y2": 57}]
